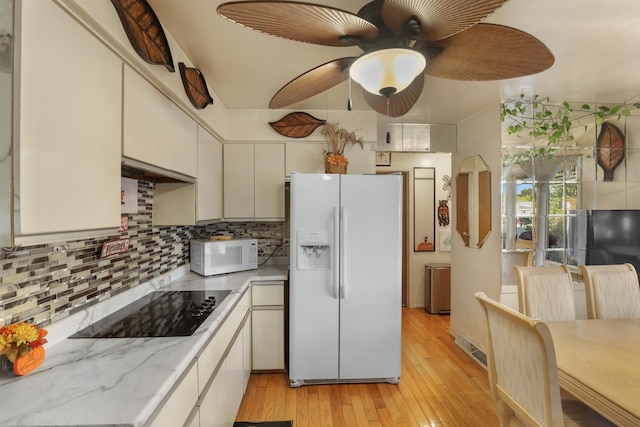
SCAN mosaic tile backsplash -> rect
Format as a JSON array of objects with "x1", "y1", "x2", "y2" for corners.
[{"x1": 0, "y1": 181, "x2": 286, "y2": 327}]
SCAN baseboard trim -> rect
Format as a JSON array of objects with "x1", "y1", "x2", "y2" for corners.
[{"x1": 454, "y1": 333, "x2": 487, "y2": 370}]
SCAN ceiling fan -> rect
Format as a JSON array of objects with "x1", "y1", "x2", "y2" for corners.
[{"x1": 217, "y1": 0, "x2": 554, "y2": 117}]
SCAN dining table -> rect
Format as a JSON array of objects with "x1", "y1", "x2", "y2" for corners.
[{"x1": 547, "y1": 318, "x2": 640, "y2": 427}]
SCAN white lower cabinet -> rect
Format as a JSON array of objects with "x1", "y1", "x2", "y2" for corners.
[
  {"x1": 199, "y1": 358, "x2": 228, "y2": 427},
  {"x1": 199, "y1": 316, "x2": 250, "y2": 427},
  {"x1": 242, "y1": 314, "x2": 252, "y2": 390},
  {"x1": 252, "y1": 310, "x2": 285, "y2": 370},
  {"x1": 251, "y1": 281, "x2": 285, "y2": 371},
  {"x1": 198, "y1": 290, "x2": 252, "y2": 427},
  {"x1": 150, "y1": 289, "x2": 252, "y2": 427},
  {"x1": 150, "y1": 362, "x2": 199, "y2": 427},
  {"x1": 226, "y1": 329, "x2": 245, "y2": 420}
]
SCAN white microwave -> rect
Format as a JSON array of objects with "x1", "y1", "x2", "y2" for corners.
[{"x1": 190, "y1": 238, "x2": 258, "y2": 276}]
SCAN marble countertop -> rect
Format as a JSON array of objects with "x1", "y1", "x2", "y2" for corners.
[{"x1": 0, "y1": 265, "x2": 288, "y2": 427}]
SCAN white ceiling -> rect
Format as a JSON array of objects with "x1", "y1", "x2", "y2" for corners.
[{"x1": 147, "y1": 0, "x2": 640, "y2": 125}]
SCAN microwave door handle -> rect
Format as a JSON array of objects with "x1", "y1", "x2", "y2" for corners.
[
  {"x1": 333, "y1": 206, "x2": 340, "y2": 299},
  {"x1": 340, "y1": 206, "x2": 347, "y2": 299}
]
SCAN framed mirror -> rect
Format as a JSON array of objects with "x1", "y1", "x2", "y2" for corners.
[
  {"x1": 456, "y1": 156, "x2": 491, "y2": 248},
  {"x1": 414, "y1": 167, "x2": 435, "y2": 251}
]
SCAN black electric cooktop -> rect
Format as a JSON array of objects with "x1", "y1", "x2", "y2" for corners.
[{"x1": 70, "y1": 290, "x2": 232, "y2": 338}]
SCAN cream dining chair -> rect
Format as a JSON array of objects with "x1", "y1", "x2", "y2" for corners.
[
  {"x1": 514, "y1": 265, "x2": 576, "y2": 321},
  {"x1": 579, "y1": 263, "x2": 640, "y2": 319},
  {"x1": 475, "y1": 292, "x2": 613, "y2": 427}
]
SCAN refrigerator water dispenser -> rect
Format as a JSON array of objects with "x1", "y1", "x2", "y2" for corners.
[{"x1": 296, "y1": 231, "x2": 331, "y2": 270}]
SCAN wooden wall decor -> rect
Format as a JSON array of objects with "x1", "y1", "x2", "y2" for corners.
[
  {"x1": 178, "y1": 63, "x2": 214, "y2": 109},
  {"x1": 110, "y1": 0, "x2": 175, "y2": 72},
  {"x1": 597, "y1": 121, "x2": 625, "y2": 181},
  {"x1": 269, "y1": 112, "x2": 326, "y2": 138}
]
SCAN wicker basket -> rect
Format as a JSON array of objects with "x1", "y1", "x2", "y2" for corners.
[{"x1": 324, "y1": 157, "x2": 347, "y2": 174}]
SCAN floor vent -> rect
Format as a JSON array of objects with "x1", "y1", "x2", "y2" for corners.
[{"x1": 455, "y1": 333, "x2": 487, "y2": 370}]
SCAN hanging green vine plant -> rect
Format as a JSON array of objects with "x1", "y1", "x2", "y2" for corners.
[{"x1": 500, "y1": 94, "x2": 640, "y2": 165}]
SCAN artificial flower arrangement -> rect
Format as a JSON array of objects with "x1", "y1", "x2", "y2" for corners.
[
  {"x1": 324, "y1": 152, "x2": 349, "y2": 167},
  {"x1": 0, "y1": 322, "x2": 48, "y2": 375},
  {"x1": 320, "y1": 122, "x2": 363, "y2": 171}
]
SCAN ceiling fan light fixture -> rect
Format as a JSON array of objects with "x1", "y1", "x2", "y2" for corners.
[{"x1": 350, "y1": 48, "x2": 426, "y2": 97}]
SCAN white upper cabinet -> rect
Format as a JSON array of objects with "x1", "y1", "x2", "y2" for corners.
[
  {"x1": 154, "y1": 127, "x2": 223, "y2": 226},
  {"x1": 224, "y1": 143, "x2": 285, "y2": 221},
  {"x1": 255, "y1": 144, "x2": 285, "y2": 220},
  {"x1": 14, "y1": 0, "x2": 122, "y2": 242},
  {"x1": 223, "y1": 144, "x2": 255, "y2": 220},
  {"x1": 197, "y1": 127, "x2": 223, "y2": 222},
  {"x1": 122, "y1": 65, "x2": 198, "y2": 178}
]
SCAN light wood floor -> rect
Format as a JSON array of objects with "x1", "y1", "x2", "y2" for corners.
[{"x1": 236, "y1": 307, "x2": 499, "y2": 427}]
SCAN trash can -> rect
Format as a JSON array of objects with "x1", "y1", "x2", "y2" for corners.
[{"x1": 425, "y1": 263, "x2": 451, "y2": 314}]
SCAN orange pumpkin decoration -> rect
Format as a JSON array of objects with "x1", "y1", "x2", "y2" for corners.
[
  {"x1": 418, "y1": 237, "x2": 434, "y2": 251},
  {"x1": 13, "y1": 346, "x2": 45, "y2": 376}
]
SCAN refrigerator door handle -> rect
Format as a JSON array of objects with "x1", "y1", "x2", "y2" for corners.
[
  {"x1": 340, "y1": 206, "x2": 347, "y2": 299},
  {"x1": 333, "y1": 206, "x2": 340, "y2": 299}
]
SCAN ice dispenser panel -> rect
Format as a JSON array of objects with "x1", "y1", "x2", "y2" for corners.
[{"x1": 297, "y1": 231, "x2": 331, "y2": 270}]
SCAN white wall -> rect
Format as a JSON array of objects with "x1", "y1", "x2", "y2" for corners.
[
  {"x1": 450, "y1": 103, "x2": 502, "y2": 351},
  {"x1": 376, "y1": 152, "x2": 452, "y2": 308},
  {"x1": 226, "y1": 109, "x2": 378, "y2": 143}
]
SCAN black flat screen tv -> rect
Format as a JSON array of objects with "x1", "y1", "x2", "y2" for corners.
[{"x1": 587, "y1": 210, "x2": 640, "y2": 270}]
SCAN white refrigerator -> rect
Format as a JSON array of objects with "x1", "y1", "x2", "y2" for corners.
[{"x1": 289, "y1": 172, "x2": 402, "y2": 387}]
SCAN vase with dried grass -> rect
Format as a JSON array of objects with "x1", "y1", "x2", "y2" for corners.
[{"x1": 320, "y1": 122, "x2": 363, "y2": 174}]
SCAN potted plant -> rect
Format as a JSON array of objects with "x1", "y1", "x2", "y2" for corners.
[
  {"x1": 320, "y1": 122, "x2": 364, "y2": 174},
  {"x1": 501, "y1": 94, "x2": 640, "y2": 172},
  {"x1": 501, "y1": 94, "x2": 640, "y2": 265}
]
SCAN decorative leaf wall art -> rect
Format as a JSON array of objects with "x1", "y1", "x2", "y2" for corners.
[
  {"x1": 179, "y1": 63, "x2": 214, "y2": 109},
  {"x1": 269, "y1": 112, "x2": 326, "y2": 138},
  {"x1": 596, "y1": 121, "x2": 625, "y2": 181},
  {"x1": 110, "y1": 0, "x2": 175, "y2": 72}
]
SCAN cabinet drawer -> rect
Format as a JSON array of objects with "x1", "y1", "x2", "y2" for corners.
[
  {"x1": 196, "y1": 291, "x2": 250, "y2": 394},
  {"x1": 252, "y1": 282, "x2": 284, "y2": 306}
]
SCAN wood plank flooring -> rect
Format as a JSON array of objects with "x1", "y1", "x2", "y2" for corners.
[{"x1": 236, "y1": 307, "x2": 499, "y2": 427}]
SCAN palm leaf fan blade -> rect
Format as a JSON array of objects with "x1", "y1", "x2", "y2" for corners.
[
  {"x1": 269, "y1": 57, "x2": 356, "y2": 109},
  {"x1": 423, "y1": 24, "x2": 554, "y2": 80},
  {"x1": 382, "y1": 0, "x2": 509, "y2": 41},
  {"x1": 217, "y1": 1, "x2": 378, "y2": 46}
]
